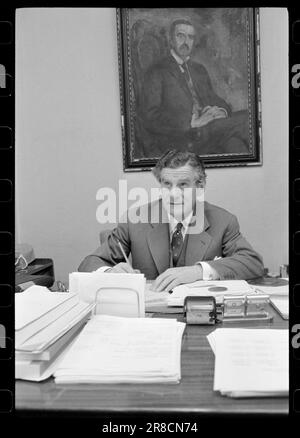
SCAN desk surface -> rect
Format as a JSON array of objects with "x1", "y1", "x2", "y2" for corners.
[{"x1": 15, "y1": 304, "x2": 288, "y2": 416}]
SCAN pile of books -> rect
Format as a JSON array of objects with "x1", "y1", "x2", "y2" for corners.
[
  {"x1": 15, "y1": 285, "x2": 94, "y2": 381},
  {"x1": 54, "y1": 314, "x2": 186, "y2": 384},
  {"x1": 207, "y1": 328, "x2": 288, "y2": 398}
]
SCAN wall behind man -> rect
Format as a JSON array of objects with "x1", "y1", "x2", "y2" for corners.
[{"x1": 16, "y1": 8, "x2": 288, "y2": 284}]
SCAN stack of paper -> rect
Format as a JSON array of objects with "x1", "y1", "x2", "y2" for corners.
[
  {"x1": 15, "y1": 286, "x2": 79, "y2": 347},
  {"x1": 255, "y1": 284, "x2": 289, "y2": 320},
  {"x1": 15, "y1": 285, "x2": 94, "y2": 381},
  {"x1": 255, "y1": 284, "x2": 288, "y2": 297},
  {"x1": 168, "y1": 280, "x2": 255, "y2": 306},
  {"x1": 207, "y1": 328, "x2": 288, "y2": 398},
  {"x1": 144, "y1": 282, "x2": 179, "y2": 313},
  {"x1": 69, "y1": 272, "x2": 145, "y2": 317},
  {"x1": 270, "y1": 297, "x2": 289, "y2": 319},
  {"x1": 54, "y1": 314, "x2": 186, "y2": 384}
]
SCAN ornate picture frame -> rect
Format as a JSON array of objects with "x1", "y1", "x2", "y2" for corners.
[{"x1": 117, "y1": 8, "x2": 262, "y2": 171}]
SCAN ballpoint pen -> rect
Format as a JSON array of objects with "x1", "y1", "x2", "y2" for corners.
[{"x1": 116, "y1": 239, "x2": 132, "y2": 267}]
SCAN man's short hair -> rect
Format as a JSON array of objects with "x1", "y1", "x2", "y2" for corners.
[
  {"x1": 152, "y1": 150, "x2": 206, "y2": 183},
  {"x1": 169, "y1": 19, "x2": 194, "y2": 42}
]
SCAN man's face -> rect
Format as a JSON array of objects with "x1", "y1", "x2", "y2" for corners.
[
  {"x1": 160, "y1": 164, "x2": 205, "y2": 222},
  {"x1": 171, "y1": 24, "x2": 195, "y2": 60}
]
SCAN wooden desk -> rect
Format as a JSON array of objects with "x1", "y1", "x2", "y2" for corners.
[{"x1": 15, "y1": 304, "x2": 288, "y2": 416}]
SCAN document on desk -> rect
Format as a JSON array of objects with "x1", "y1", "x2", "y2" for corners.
[
  {"x1": 255, "y1": 284, "x2": 289, "y2": 297},
  {"x1": 168, "y1": 280, "x2": 255, "y2": 306},
  {"x1": 144, "y1": 281, "x2": 177, "y2": 313},
  {"x1": 69, "y1": 272, "x2": 145, "y2": 317},
  {"x1": 54, "y1": 315, "x2": 186, "y2": 384},
  {"x1": 270, "y1": 297, "x2": 289, "y2": 320},
  {"x1": 211, "y1": 328, "x2": 288, "y2": 398}
]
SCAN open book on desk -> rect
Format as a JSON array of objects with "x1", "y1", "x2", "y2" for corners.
[{"x1": 208, "y1": 328, "x2": 288, "y2": 398}]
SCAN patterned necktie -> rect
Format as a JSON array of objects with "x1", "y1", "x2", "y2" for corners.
[{"x1": 171, "y1": 222, "x2": 184, "y2": 267}]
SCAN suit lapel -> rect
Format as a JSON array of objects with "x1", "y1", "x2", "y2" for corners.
[
  {"x1": 146, "y1": 200, "x2": 170, "y2": 274},
  {"x1": 147, "y1": 224, "x2": 170, "y2": 274},
  {"x1": 167, "y1": 56, "x2": 193, "y2": 99},
  {"x1": 185, "y1": 205, "x2": 212, "y2": 265}
]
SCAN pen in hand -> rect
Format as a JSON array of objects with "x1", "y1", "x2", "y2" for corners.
[
  {"x1": 115, "y1": 239, "x2": 140, "y2": 274},
  {"x1": 117, "y1": 239, "x2": 131, "y2": 266}
]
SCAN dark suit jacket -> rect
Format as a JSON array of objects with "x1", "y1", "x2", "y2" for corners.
[
  {"x1": 78, "y1": 200, "x2": 264, "y2": 281},
  {"x1": 141, "y1": 55, "x2": 231, "y2": 139}
]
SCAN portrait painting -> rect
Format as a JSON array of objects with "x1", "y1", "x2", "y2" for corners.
[{"x1": 117, "y1": 8, "x2": 262, "y2": 170}]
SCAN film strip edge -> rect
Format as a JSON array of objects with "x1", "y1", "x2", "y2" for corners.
[{"x1": 0, "y1": 7, "x2": 14, "y2": 419}]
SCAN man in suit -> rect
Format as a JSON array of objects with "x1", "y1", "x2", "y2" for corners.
[
  {"x1": 78, "y1": 150, "x2": 264, "y2": 292},
  {"x1": 139, "y1": 19, "x2": 249, "y2": 157}
]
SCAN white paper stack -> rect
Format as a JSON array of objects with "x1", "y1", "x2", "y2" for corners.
[
  {"x1": 208, "y1": 328, "x2": 288, "y2": 398},
  {"x1": 168, "y1": 280, "x2": 255, "y2": 306},
  {"x1": 15, "y1": 286, "x2": 79, "y2": 347},
  {"x1": 69, "y1": 272, "x2": 145, "y2": 317},
  {"x1": 255, "y1": 284, "x2": 289, "y2": 320},
  {"x1": 15, "y1": 285, "x2": 94, "y2": 381},
  {"x1": 255, "y1": 284, "x2": 288, "y2": 297},
  {"x1": 270, "y1": 297, "x2": 289, "y2": 319},
  {"x1": 54, "y1": 314, "x2": 186, "y2": 384}
]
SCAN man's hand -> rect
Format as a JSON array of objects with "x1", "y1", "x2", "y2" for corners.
[
  {"x1": 106, "y1": 263, "x2": 140, "y2": 274},
  {"x1": 191, "y1": 106, "x2": 227, "y2": 128},
  {"x1": 202, "y1": 106, "x2": 227, "y2": 119},
  {"x1": 152, "y1": 265, "x2": 203, "y2": 292}
]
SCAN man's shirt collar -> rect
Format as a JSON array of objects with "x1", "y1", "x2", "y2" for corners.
[
  {"x1": 168, "y1": 210, "x2": 194, "y2": 238},
  {"x1": 170, "y1": 49, "x2": 190, "y2": 66}
]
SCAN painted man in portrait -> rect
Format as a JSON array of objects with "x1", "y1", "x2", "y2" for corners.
[{"x1": 138, "y1": 19, "x2": 249, "y2": 157}]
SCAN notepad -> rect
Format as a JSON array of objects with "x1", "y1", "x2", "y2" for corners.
[
  {"x1": 69, "y1": 272, "x2": 145, "y2": 317},
  {"x1": 209, "y1": 328, "x2": 288, "y2": 398},
  {"x1": 54, "y1": 315, "x2": 186, "y2": 384}
]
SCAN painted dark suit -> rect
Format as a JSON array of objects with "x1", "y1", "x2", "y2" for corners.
[{"x1": 138, "y1": 55, "x2": 248, "y2": 156}]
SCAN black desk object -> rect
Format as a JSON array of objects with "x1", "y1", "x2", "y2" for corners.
[{"x1": 15, "y1": 258, "x2": 55, "y2": 290}]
